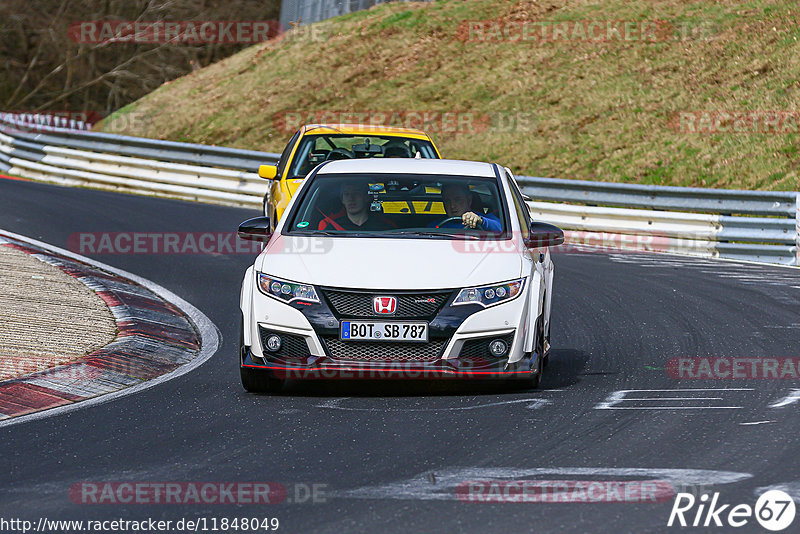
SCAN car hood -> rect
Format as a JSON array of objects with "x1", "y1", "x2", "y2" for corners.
[{"x1": 254, "y1": 235, "x2": 524, "y2": 290}]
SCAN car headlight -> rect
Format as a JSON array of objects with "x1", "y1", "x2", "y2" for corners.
[
  {"x1": 452, "y1": 278, "x2": 525, "y2": 308},
  {"x1": 257, "y1": 273, "x2": 320, "y2": 303}
]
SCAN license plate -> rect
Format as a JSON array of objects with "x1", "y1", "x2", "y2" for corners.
[{"x1": 340, "y1": 321, "x2": 428, "y2": 342}]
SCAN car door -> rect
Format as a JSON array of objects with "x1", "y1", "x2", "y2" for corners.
[{"x1": 505, "y1": 169, "x2": 551, "y2": 354}]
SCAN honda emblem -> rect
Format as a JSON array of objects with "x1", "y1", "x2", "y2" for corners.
[{"x1": 373, "y1": 296, "x2": 397, "y2": 315}]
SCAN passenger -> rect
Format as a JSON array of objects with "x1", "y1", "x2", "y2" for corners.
[
  {"x1": 382, "y1": 140, "x2": 412, "y2": 158},
  {"x1": 432, "y1": 184, "x2": 502, "y2": 232},
  {"x1": 318, "y1": 182, "x2": 393, "y2": 231}
]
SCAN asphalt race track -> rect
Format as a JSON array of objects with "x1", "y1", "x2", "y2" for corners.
[{"x1": 1, "y1": 178, "x2": 799, "y2": 533}]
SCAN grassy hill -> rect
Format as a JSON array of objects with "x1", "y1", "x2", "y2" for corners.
[{"x1": 103, "y1": 0, "x2": 800, "y2": 190}]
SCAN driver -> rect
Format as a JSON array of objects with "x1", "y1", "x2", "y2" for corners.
[
  {"x1": 432, "y1": 184, "x2": 501, "y2": 232},
  {"x1": 318, "y1": 182, "x2": 393, "y2": 231}
]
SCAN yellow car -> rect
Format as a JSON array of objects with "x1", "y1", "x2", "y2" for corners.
[{"x1": 259, "y1": 124, "x2": 441, "y2": 223}]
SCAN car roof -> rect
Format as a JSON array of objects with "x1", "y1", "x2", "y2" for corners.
[
  {"x1": 302, "y1": 123, "x2": 432, "y2": 140},
  {"x1": 315, "y1": 158, "x2": 498, "y2": 178}
]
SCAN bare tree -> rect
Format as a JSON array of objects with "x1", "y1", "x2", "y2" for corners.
[{"x1": 0, "y1": 0, "x2": 281, "y2": 118}]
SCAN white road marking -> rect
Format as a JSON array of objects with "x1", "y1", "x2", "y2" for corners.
[
  {"x1": 623, "y1": 397, "x2": 722, "y2": 401},
  {"x1": 739, "y1": 421, "x2": 775, "y2": 426},
  {"x1": 315, "y1": 397, "x2": 554, "y2": 412},
  {"x1": 335, "y1": 467, "x2": 752, "y2": 501},
  {"x1": 595, "y1": 388, "x2": 754, "y2": 410},
  {"x1": 770, "y1": 389, "x2": 800, "y2": 408},
  {"x1": 755, "y1": 482, "x2": 800, "y2": 502},
  {"x1": 0, "y1": 230, "x2": 221, "y2": 429}
]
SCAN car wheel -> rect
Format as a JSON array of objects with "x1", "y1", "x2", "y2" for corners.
[
  {"x1": 541, "y1": 321, "x2": 551, "y2": 369},
  {"x1": 539, "y1": 291, "x2": 551, "y2": 368},
  {"x1": 239, "y1": 315, "x2": 283, "y2": 393},
  {"x1": 512, "y1": 314, "x2": 545, "y2": 389}
]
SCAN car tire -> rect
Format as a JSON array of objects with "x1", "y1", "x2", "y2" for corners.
[
  {"x1": 542, "y1": 324, "x2": 551, "y2": 369},
  {"x1": 239, "y1": 315, "x2": 283, "y2": 393},
  {"x1": 511, "y1": 314, "x2": 545, "y2": 389},
  {"x1": 539, "y1": 291, "x2": 551, "y2": 368}
]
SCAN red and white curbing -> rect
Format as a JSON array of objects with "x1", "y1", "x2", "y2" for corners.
[{"x1": 0, "y1": 230, "x2": 219, "y2": 426}]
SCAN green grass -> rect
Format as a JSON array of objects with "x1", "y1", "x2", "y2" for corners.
[{"x1": 102, "y1": 0, "x2": 800, "y2": 190}]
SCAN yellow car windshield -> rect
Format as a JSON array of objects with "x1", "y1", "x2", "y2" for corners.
[{"x1": 288, "y1": 135, "x2": 438, "y2": 178}]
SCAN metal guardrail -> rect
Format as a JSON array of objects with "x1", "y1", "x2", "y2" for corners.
[
  {"x1": 518, "y1": 177, "x2": 799, "y2": 265},
  {"x1": 280, "y1": 0, "x2": 433, "y2": 28},
  {"x1": 0, "y1": 113, "x2": 278, "y2": 172},
  {"x1": 516, "y1": 175, "x2": 796, "y2": 217},
  {"x1": 1, "y1": 112, "x2": 798, "y2": 266},
  {"x1": 0, "y1": 113, "x2": 278, "y2": 206}
]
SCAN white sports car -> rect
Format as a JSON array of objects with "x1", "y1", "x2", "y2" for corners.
[{"x1": 238, "y1": 158, "x2": 563, "y2": 392}]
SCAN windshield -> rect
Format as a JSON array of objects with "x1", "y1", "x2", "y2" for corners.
[
  {"x1": 288, "y1": 134, "x2": 439, "y2": 178},
  {"x1": 285, "y1": 173, "x2": 508, "y2": 239}
]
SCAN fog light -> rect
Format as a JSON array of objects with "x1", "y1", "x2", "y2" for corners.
[
  {"x1": 489, "y1": 339, "x2": 508, "y2": 356},
  {"x1": 265, "y1": 335, "x2": 282, "y2": 352}
]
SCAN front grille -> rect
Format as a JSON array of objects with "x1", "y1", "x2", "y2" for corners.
[
  {"x1": 322, "y1": 336, "x2": 446, "y2": 363},
  {"x1": 258, "y1": 326, "x2": 310, "y2": 359},
  {"x1": 457, "y1": 332, "x2": 515, "y2": 366},
  {"x1": 321, "y1": 289, "x2": 453, "y2": 318}
]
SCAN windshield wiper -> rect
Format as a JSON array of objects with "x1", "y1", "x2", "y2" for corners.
[
  {"x1": 383, "y1": 230, "x2": 479, "y2": 240},
  {"x1": 296, "y1": 230, "x2": 374, "y2": 237},
  {"x1": 296, "y1": 230, "x2": 341, "y2": 236}
]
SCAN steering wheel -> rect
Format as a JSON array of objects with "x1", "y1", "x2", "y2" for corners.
[
  {"x1": 435, "y1": 216, "x2": 481, "y2": 230},
  {"x1": 325, "y1": 148, "x2": 354, "y2": 161}
]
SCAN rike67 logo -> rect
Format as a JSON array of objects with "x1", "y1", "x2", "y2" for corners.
[{"x1": 668, "y1": 490, "x2": 796, "y2": 531}]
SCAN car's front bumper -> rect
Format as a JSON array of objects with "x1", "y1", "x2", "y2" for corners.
[{"x1": 243, "y1": 274, "x2": 536, "y2": 379}]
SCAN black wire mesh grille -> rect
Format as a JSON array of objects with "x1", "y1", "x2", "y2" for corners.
[
  {"x1": 457, "y1": 332, "x2": 516, "y2": 365},
  {"x1": 322, "y1": 336, "x2": 447, "y2": 362},
  {"x1": 321, "y1": 289, "x2": 453, "y2": 318},
  {"x1": 258, "y1": 326, "x2": 310, "y2": 358}
]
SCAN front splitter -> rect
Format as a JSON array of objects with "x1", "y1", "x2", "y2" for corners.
[{"x1": 242, "y1": 351, "x2": 537, "y2": 380}]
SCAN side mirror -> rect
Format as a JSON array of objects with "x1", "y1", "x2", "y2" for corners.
[
  {"x1": 238, "y1": 216, "x2": 272, "y2": 241},
  {"x1": 258, "y1": 164, "x2": 278, "y2": 180},
  {"x1": 524, "y1": 221, "x2": 565, "y2": 248}
]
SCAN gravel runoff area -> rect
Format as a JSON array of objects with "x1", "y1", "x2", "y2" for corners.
[{"x1": 0, "y1": 244, "x2": 117, "y2": 381}]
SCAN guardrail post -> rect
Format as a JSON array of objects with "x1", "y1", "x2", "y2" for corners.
[{"x1": 796, "y1": 193, "x2": 800, "y2": 266}]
